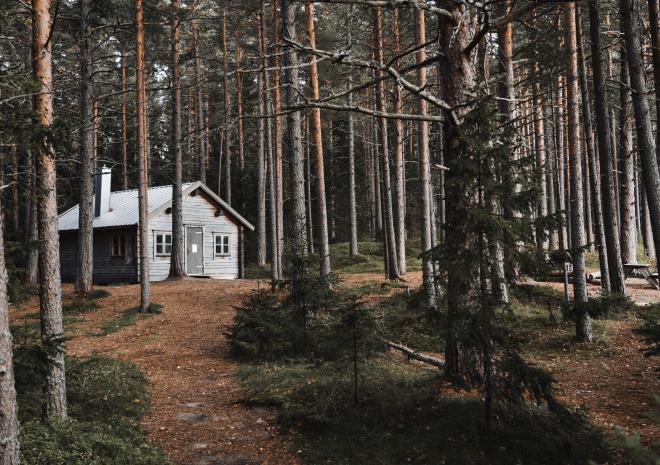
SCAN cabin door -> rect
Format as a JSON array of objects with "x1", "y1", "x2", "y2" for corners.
[{"x1": 186, "y1": 226, "x2": 204, "y2": 275}]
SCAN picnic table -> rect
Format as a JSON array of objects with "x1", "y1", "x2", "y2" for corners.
[{"x1": 623, "y1": 263, "x2": 660, "y2": 290}]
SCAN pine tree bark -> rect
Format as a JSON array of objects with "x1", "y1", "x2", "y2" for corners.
[
  {"x1": 392, "y1": 9, "x2": 406, "y2": 275},
  {"x1": 619, "y1": 54, "x2": 637, "y2": 264},
  {"x1": 553, "y1": 76, "x2": 568, "y2": 251},
  {"x1": 0, "y1": 205, "x2": 20, "y2": 465},
  {"x1": 135, "y1": 0, "x2": 151, "y2": 311},
  {"x1": 192, "y1": 13, "x2": 206, "y2": 184},
  {"x1": 305, "y1": 1, "x2": 331, "y2": 280},
  {"x1": 273, "y1": 0, "x2": 284, "y2": 278},
  {"x1": 347, "y1": 76, "x2": 359, "y2": 257},
  {"x1": 221, "y1": 9, "x2": 231, "y2": 203},
  {"x1": 586, "y1": 0, "x2": 626, "y2": 293},
  {"x1": 75, "y1": 0, "x2": 95, "y2": 296},
  {"x1": 620, "y1": 0, "x2": 660, "y2": 267},
  {"x1": 648, "y1": 0, "x2": 660, "y2": 165},
  {"x1": 281, "y1": 0, "x2": 308, "y2": 258},
  {"x1": 374, "y1": 6, "x2": 399, "y2": 280},
  {"x1": 120, "y1": 46, "x2": 128, "y2": 190},
  {"x1": 566, "y1": 1, "x2": 592, "y2": 341},
  {"x1": 25, "y1": 149, "x2": 38, "y2": 285},
  {"x1": 168, "y1": 0, "x2": 186, "y2": 279},
  {"x1": 577, "y1": 5, "x2": 611, "y2": 292},
  {"x1": 416, "y1": 8, "x2": 438, "y2": 309},
  {"x1": 257, "y1": 11, "x2": 267, "y2": 267},
  {"x1": 33, "y1": 0, "x2": 67, "y2": 419}
]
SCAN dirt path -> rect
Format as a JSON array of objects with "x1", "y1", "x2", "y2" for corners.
[{"x1": 15, "y1": 279, "x2": 300, "y2": 465}]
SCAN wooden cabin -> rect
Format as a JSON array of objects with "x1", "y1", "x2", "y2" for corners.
[{"x1": 58, "y1": 168, "x2": 254, "y2": 284}]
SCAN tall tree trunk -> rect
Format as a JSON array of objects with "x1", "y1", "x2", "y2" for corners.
[
  {"x1": 533, "y1": 64, "x2": 549, "y2": 251},
  {"x1": 586, "y1": 0, "x2": 627, "y2": 293},
  {"x1": 169, "y1": 0, "x2": 186, "y2": 279},
  {"x1": 257, "y1": 11, "x2": 267, "y2": 267},
  {"x1": 192, "y1": 13, "x2": 205, "y2": 184},
  {"x1": 75, "y1": 0, "x2": 94, "y2": 296},
  {"x1": 273, "y1": 0, "x2": 284, "y2": 278},
  {"x1": 648, "y1": 0, "x2": 660, "y2": 165},
  {"x1": 566, "y1": 1, "x2": 592, "y2": 341},
  {"x1": 328, "y1": 125, "x2": 337, "y2": 243},
  {"x1": 416, "y1": 8, "x2": 438, "y2": 309},
  {"x1": 0, "y1": 204, "x2": 20, "y2": 465},
  {"x1": 620, "y1": 0, "x2": 660, "y2": 267},
  {"x1": 641, "y1": 182, "x2": 656, "y2": 259},
  {"x1": 347, "y1": 77, "x2": 358, "y2": 257},
  {"x1": 305, "y1": 1, "x2": 331, "y2": 280},
  {"x1": 281, "y1": 0, "x2": 308, "y2": 258},
  {"x1": 120, "y1": 46, "x2": 128, "y2": 190},
  {"x1": 552, "y1": 76, "x2": 567, "y2": 251},
  {"x1": 374, "y1": 6, "x2": 399, "y2": 280},
  {"x1": 235, "y1": 30, "x2": 245, "y2": 277},
  {"x1": 619, "y1": 54, "x2": 637, "y2": 264},
  {"x1": 33, "y1": 0, "x2": 67, "y2": 419},
  {"x1": 25, "y1": 149, "x2": 38, "y2": 285},
  {"x1": 577, "y1": 5, "x2": 611, "y2": 292},
  {"x1": 135, "y1": 0, "x2": 151, "y2": 311},
  {"x1": 221, "y1": 9, "x2": 231, "y2": 202},
  {"x1": 392, "y1": 9, "x2": 406, "y2": 275}
]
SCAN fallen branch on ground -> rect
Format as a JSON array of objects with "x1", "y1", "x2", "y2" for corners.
[{"x1": 386, "y1": 341, "x2": 445, "y2": 368}]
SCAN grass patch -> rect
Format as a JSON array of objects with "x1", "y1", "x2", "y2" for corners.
[
  {"x1": 236, "y1": 356, "x2": 609, "y2": 465},
  {"x1": 91, "y1": 303, "x2": 162, "y2": 337},
  {"x1": 14, "y1": 339, "x2": 168, "y2": 465},
  {"x1": 331, "y1": 240, "x2": 422, "y2": 274}
]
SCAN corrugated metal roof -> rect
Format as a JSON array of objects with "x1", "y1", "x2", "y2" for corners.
[{"x1": 58, "y1": 182, "x2": 254, "y2": 232}]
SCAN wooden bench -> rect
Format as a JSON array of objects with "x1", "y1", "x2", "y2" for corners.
[{"x1": 623, "y1": 263, "x2": 660, "y2": 290}]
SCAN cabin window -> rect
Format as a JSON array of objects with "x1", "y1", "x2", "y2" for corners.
[
  {"x1": 155, "y1": 232, "x2": 172, "y2": 256},
  {"x1": 110, "y1": 233, "x2": 126, "y2": 257},
  {"x1": 214, "y1": 234, "x2": 230, "y2": 257}
]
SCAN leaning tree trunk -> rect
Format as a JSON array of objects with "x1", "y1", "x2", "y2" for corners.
[
  {"x1": 577, "y1": 5, "x2": 611, "y2": 292},
  {"x1": 33, "y1": 0, "x2": 67, "y2": 419},
  {"x1": 305, "y1": 1, "x2": 331, "y2": 280},
  {"x1": 168, "y1": 0, "x2": 186, "y2": 279},
  {"x1": 135, "y1": 0, "x2": 151, "y2": 311},
  {"x1": 0, "y1": 204, "x2": 19, "y2": 465},
  {"x1": 373, "y1": 6, "x2": 399, "y2": 280},
  {"x1": 586, "y1": 0, "x2": 626, "y2": 293},
  {"x1": 620, "y1": 0, "x2": 660, "y2": 267},
  {"x1": 619, "y1": 54, "x2": 638, "y2": 264},
  {"x1": 566, "y1": 1, "x2": 592, "y2": 341},
  {"x1": 281, "y1": 0, "x2": 308, "y2": 259},
  {"x1": 416, "y1": 8, "x2": 439, "y2": 309},
  {"x1": 75, "y1": 0, "x2": 95, "y2": 296}
]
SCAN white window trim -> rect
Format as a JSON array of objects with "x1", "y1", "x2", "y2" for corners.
[
  {"x1": 154, "y1": 231, "x2": 173, "y2": 258},
  {"x1": 213, "y1": 233, "x2": 231, "y2": 258}
]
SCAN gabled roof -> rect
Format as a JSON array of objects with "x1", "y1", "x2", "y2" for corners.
[{"x1": 58, "y1": 181, "x2": 255, "y2": 232}]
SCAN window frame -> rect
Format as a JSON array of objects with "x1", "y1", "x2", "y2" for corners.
[
  {"x1": 154, "y1": 231, "x2": 173, "y2": 257},
  {"x1": 110, "y1": 232, "x2": 127, "y2": 258},
  {"x1": 214, "y1": 233, "x2": 230, "y2": 258}
]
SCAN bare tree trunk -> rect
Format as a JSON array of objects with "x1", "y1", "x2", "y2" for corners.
[
  {"x1": 221, "y1": 9, "x2": 231, "y2": 203},
  {"x1": 304, "y1": 115, "x2": 314, "y2": 254},
  {"x1": 75, "y1": 0, "x2": 94, "y2": 296},
  {"x1": 641, "y1": 182, "x2": 656, "y2": 259},
  {"x1": 25, "y1": 149, "x2": 38, "y2": 285},
  {"x1": 191, "y1": 13, "x2": 205, "y2": 184},
  {"x1": 347, "y1": 77, "x2": 358, "y2": 257},
  {"x1": 120, "y1": 46, "x2": 128, "y2": 190},
  {"x1": 577, "y1": 5, "x2": 611, "y2": 292},
  {"x1": 374, "y1": 6, "x2": 399, "y2": 280},
  {"x1": 135, "y1": 0, "x2": 151, "y2": 311},
  {"x1": 620, "y1": 0, "x2": 660, "y2": 267},
  {"x1": 533, "y1": 64, "x2": 549, "y2": 251},
  {"x1": 257, "y1": 11, "x2": 268, "y2": 267},
  {"x1": 0, "y1": 205, "x2": 19, "y2": 465},
  {"x1": 648, "y1": 0, "x2": 660, "y2": 165},
  {"x1": 553, "y1": 76, "x2": 567, "y2": 251},
  {"x1": 392, "y1": 9, "x2": 406, "y2": 275},
  {"x1": 33, "y1": 0, "x2": 67, "y2": 419},
  {"x1": 619, "y1": 54, "x2": 637, "y2": 264},
  {"x1": 169, "y1": 0, "x2": 186, "y2": 279},
  {"x1": 235, "y1": 31, "x2": 245, "y2": 277},
  {"x1": 328, "y1": 125, "x2": 337, "y2": 244},
  {"x1": 416, "y1": 8, "x2": 438, "y2": 309},
  {"x1": 305, "y1": 1, "x2": 331, "y2": 280},
  {"x1": 586, "y1": 0, "x2": 627, "y2": 293},
  {"x1": 273, "y1": 0, "x2": 284, "y2": 278},
  {"x1": 566, "y1": 1, "x2": 592, "y2": 341},
  {"x1": 281, "y1": 0, "x2": 308, "y2": 258}
]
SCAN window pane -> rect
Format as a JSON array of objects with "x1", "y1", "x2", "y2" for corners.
[
  {"x1": 156, "y1": 244, "x2": 163, "y2": 254},
  {"x1": 165, "y1": 244, "x2": 171, "y2": 254},
  {"x1": 165, "y1": 234, "x2": 172, "y2": 245},
  {"x1": 215, "y1": 235, "x2": 221, "y2": 245}
]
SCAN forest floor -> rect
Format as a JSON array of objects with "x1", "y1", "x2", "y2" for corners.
[{"x1": 9, "y1": 272, "x2": 659, "y2": 465}]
